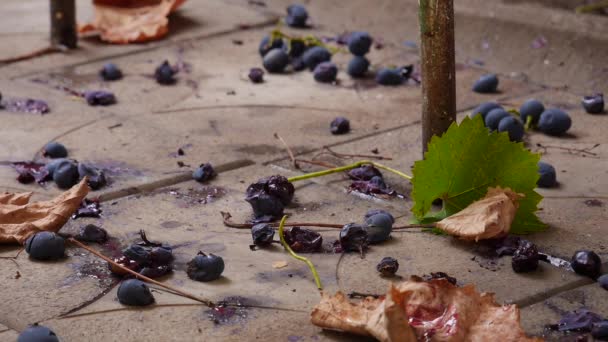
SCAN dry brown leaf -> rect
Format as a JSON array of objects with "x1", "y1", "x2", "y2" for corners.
[
  {"x1": 80, "y1": 0, "x2": 186, "y2": 44},
  {"x1": 0, "y1": 179, "x2": 89, "y2": 245},
  {"x1": 436, "y1": 187, "x2": 523, "y2": 241},
  {"x1": 311, "y1": 277, "x2": 541, "y2": 342}
]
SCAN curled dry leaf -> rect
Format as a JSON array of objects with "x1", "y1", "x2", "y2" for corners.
[
  {"x1": 0, "y1": 178, "x2": 89, "y2": 244},
  {"x1": 436, "y1": 187, "x2": 523, "y2": 241},
  {"x1": 311, "y1": 277, "x2": 540, "y2": 342},
  {"x1": 80, "y1": 0, "x2": 186, "y2": 44}
]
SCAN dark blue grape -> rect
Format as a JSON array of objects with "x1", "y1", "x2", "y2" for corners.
[
  {"x1": 369, "y1": 176, "x2": 386, "y2": 190},
  {"x1": 53, "y1": 160, "x2": 79, "y2": 189},
  {"x1": 347, "y1": 56, "x2": 369, "y2": 78},
  {"x1": 582, "y1": 93, "x2": 604, "y2": 114},
  {"x1": 44, "y1": 158, "x2": 68, "y2": 176},
  {"x1": 519, "y1": 99, "x2": 544, "y2": 125},
  {"x1": 598, "y1": 274, "x2": 608, "y2": 291},
  {"x1": 511, "y1": 240, "x2": 539, "y2": 273},
  {"x1": 155, "y1": 60, "x2": 176, "y2": 85},
  {"x1": 538, "y1": 108, "x2": 571, "y2": 135},
  {"x1": 472, "y1": 74, "x2": 498, "y2": 93},
  {"x1": 248, "y1": 67, "x2": 264, "y2": 83},
  {"x1": 571, "y1": 250, "x2": 602, "y2": 279},
  {"x1": 149, "y1": 246, "x2": 174, "y2": 265},
  {"x1": 259, "y1": 35, "x2": 284, "y2": 57},
  {"x1": 484, "y1": 108, "x2": 510, "y2": 131},
  {"x1": 18, "y1": 324, "x2": 59, "y2": 342},
  {"x1": 364, "y1": 209, "x2": 394, "y2": 223},
  {"x1": 262, "y1": 48, "x2": 289, "y2": 73},
  {"x1": 43, "y1": 142, "x2": 68, "y2": 158},
  {"x1": 25, "y1": 231, "x2": 65, "y2": 260},
  {"x1": 339, "y1": 223, "x2": 368, "y2": 252},
  {"x1": 537, "y1": 161, "x2": 556, "y2": 188},
  {"x1": 347, "y1": 32, "x2": 372, "y2": 56},
  {"x1": 78, "y1": 163, "x2": 107, "y2": 190},
  {"x1": 286, "y1": 4, "x2": 308, "y2": 28},
  {"x1": 251, "y1": 223, "x2": 275, "y2": 247},
  {"x1": 313, "y1": 62, "x2": 338, "y2": 83},
  {"x1": 117, "y1": 279, "x2": 155, "y2": 306},
  {"x1": 498, "y1": 116, "x2": 525, "y2": 142},
  {"x1": 376, "y1": 257, "x2": 399, "y2": 277},
  {"x1": 471, "y1": 102, "x2": 502, "y2": 120},
  {"x1": 348, "y1": 165, "x2": 382, "y2": 181},
  {"x1": 187, "y1": 252, "x2": 225, "y2": 282},
  {"x1": 364, "y1": 212, "x2": 393, "y2": 243},
  {"x1": 375, "y1": 68, "x2": 403, "y2": 86},
  {"x1": 192, "y1": 163, "x2": 216, "y2": 183},
  {"x1": 99, "y1": 63, "x2": 122, "y2": 81},
  {"x1": 123, "y1": 244, "x2": 151, "y2": 264},
  {"x1": 284, "y1": 227, "x2": 322, "y2": 253},
  {"x1": 291, "y1": 57, "x2": 307, "y2": 71},
  {"x1": 302, "y1": 46, "x2": 331, "y2": 70},
  {"x1": 84, "y1": 90, "x2": 116, "y2": 106},
  {"x1": 330, "y1": 116, "x2": 350, "y2": 135},
  {"x1": 77, "y1": 224, "x2": 108, "y2": 243},
  {"x1": 284, "y1": 39, "x2": 307, "y2": 58}
]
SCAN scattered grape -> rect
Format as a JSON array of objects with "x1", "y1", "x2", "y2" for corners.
[
  {"x1": 25, "y1": 231, "x2": 65, "y2": 260},
  {"x1": 375, "y1": 68, "x2": 403, "y2": 86},
  {"x1": 498, "y1": 116, "x2": 525, "y2": 142},
  {"x1": 471, "y1": 102, "x2": 502, "y2": 120},
  {"x1": 99, "y1": 63, "x2": 123, "y2": 81},
  {"x1": 286, "y1": 4, "x2": 308, "y2": 28},
  {"x1": 519, "y1": 99, "x2": 544, "y2": 125},
  {"x1": 43, "y1": 142, "x2": 68, "y2": 158},
  {"x1": 376, "y1": 257, "x2": 399, "y2": 277},
  {"x1": 538, "y1": 108, "x2": 571, "y2": 135},
  {"x1": 53, "y1": 159, "x2": 79, "y2": 189},
  {"x1": 154, "y1": 60, "x2": 176, "y2": 85},
  {"x1": 17, "y1": 324, "x2": 59, "y2": 342},
  {"x1": 330, "y1": 116, "x2": 350, "y2": 134},
  {"x1": 187, "y1": 252, "x2": 225, "y2": 281},
  {"x1": 472, "y1": 74, "x2": 498, "y2": 93},
  {"x1": 571, "y1": 250, "x2": 602, "y2": 279},
  {"x1": 537, "y1": 161, "x2": 557, "y2": 188},
  {"x1": 248, "y1": 67, "x2": 264, "y2": 83},
  {"x1": 582, "y1": 93, "x2": 604, "y2": 114},
  {"x1": 313, "y1": 61, "x2": 338, "y2": 83},
  {"x1": 117, "y1": 279, "x2": 155, "y2": 306}
]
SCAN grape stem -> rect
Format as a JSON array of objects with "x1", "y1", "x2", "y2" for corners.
[
  {"x1": 68, "y1": 238, "x2": 216, "y2": 308},
  {"x1": 277, "y1": 215, "x2": 323, "y2": 291},
  {"x1": 220, "y1": 211, "x2": 434, "y2": 230},
  {"x1": 287, "y1": 160, "x2": 412, "y2": 183}
]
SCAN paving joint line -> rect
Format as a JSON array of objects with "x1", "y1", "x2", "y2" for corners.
[
  {"x1": 263, "y1": 119, "x2": 423, "y2": 166},
  {"x1": 96, "y1": 159, "x2": 255, "y2": 203}
]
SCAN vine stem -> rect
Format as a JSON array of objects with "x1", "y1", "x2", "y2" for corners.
[
  {"x1": 68, "y1": 238, "x2": 216, "y2": 308},
  {"x1": 287, "y1": 160, "x2": 412, "y2": 183},
  {"x1": 277, "y1": 216, "x2": 323, "y2": 291}
]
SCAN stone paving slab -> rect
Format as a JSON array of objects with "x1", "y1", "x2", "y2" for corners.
[
  {"x1": 520, "y1": 283, "x2": 608, "y2": 339},
  {"x1": 0, "y1": 0, "x2": 277, "y2": 79}
]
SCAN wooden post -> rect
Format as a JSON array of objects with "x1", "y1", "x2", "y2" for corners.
[
  {"x1": 50, "y1": 0, "x2": 77, "y2": 48},
  {"x1": 419, "y1": 0, "x2": 456, "y2": 154}
]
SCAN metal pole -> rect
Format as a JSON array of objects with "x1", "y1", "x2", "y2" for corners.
[
  {"x1": 419, "y1": 0, "x2": 456, "y2": 154},
  {"x1": 50, "y1": 0, "x2": 77, "y2": 48}
]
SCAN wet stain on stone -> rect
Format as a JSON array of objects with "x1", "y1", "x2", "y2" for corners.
[
  {"x1": 583, "y1": 199, "x2": 603, "y2": 207},
  {"x1": 161, "y1": 220, "x2": 184, "y2": 229},
  {"x1": 167, "y1": 186, "x2": 227, "y2": 208},
  {"x1": 63, "y1": 257, "x2": 117, "y2": 288},
  {"x1": 86, "y1": 160, "x2": 144, "y2": 178},
  {"x1": 205, "y1": 296, "x2": 250, "y2": 325},
  {"x1": 255, "y1": 267, "x2": 310, "y2": 283}
]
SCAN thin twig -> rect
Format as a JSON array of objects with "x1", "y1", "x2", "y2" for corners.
[
  {"x1": 274, "y1": 133, "x2": 299, "y2": 169},
  {"x1": 535, "y1": 143, "x2": 599, "y2": 157},
  {"x1": 277, "y1": 215, "x2": 323, "y2": 291},
  {"x1": 68, "y1": 238, "x2": 216, "y2": 308},
  {"x1": 220, "y1": 211, "x2": 434, "y2": 230},
  {"x1": 0, "y1": 46, "x2": 62, "y2": 64}
]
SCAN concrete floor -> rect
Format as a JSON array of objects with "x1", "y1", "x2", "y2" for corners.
[{"x1": 0, "y1": 0, "x2": 606, "y2": 341}]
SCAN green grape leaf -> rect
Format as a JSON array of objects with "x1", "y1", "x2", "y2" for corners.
[{"x1": 411, "y1": 115, "x2": 545, "y2": 234}]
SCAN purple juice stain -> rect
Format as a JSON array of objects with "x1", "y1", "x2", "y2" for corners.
[
  {"x1": 205, "y1": 296, "x2": 249, "y2": 325},
  {"x1": 3, "y1": 98, "x2": 50, "y2": 114}
]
